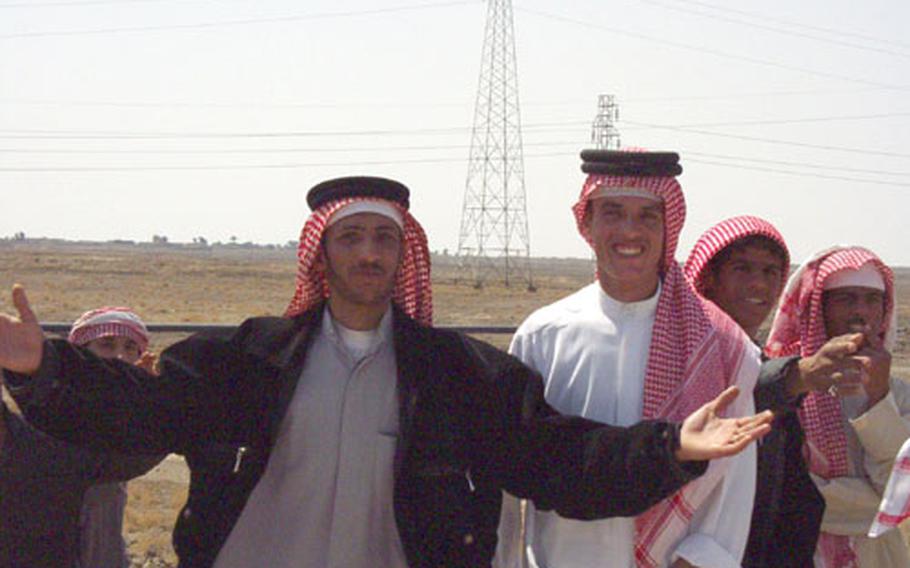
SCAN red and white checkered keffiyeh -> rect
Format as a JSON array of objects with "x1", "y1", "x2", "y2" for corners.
[
  {"x1": 766, "y1": 246, "x2": 896, "y2": 568},
  {"x1": 869, "y1": 438, "x2": 910, "y2": 538},
  {"x1": 285, "y1": 196, "x2": 433, "y2": 326},
  {"x1": 683, "y1": 215, "x2": 789, "y2": 296},
  {"x1": 573, "y1": 172, "x2": 759, "y2": 567},
  {"x1": 68, "y1": 306, "x2": 149, "y2": 352}
]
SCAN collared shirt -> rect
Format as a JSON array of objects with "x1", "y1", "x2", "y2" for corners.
[
  {"x1": 214, "y1": 308, "x2": 407, "y2": 568},
  {"x1": 502, "y1": 282, "x2": 755, "y2": 568}
]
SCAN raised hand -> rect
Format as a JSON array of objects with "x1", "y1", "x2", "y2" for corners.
[
  {"x1": 790, "y1": 333, "x2": 865, "y2": 397},
  {"x1": 853, "y1": 332, "x2": 892, "y2": 407},
  {"x1": 135, "y1": 351, "x2": 159, "y2": 376},
  {"x1": 0, "y1": 285, "x2": 45, "y2": 375},
  {"x1": 675, "y1": 386, "x2": 773, "y2": 462}
]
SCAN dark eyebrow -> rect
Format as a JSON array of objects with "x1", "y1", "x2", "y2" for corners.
[{"x1": 336, "y1": 224, "x2": 367, "y2": 232}]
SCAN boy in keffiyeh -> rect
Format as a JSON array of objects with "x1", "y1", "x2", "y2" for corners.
[
  {"x1": 766, "y1": 246, "x2": 910, "y2": 567},
  {"x1": 684, "y1": 216, "x2": 825, "y2": 567},
  {"x1": 497, "y1": 151, "x2": 762, "y2": 568},
  {"x1": 0, "y1": 307, "x2": 162, "y2": 568},
  {"x1": 0, "y1": 175, "x2": 774, "y2": 568},
  {"x1": 68, "y1": 307, "x2": 160, "y2": 568}
]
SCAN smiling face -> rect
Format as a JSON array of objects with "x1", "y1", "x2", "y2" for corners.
[
  {"x1": 703, "y1": 243, "x2": 786, "y2": 337},
  {"x1": 318, "y1": 212, "x2": 403, "y2": 321},
  {"x1": 584, "y1": 195, "x2": 665, "y2": 302}
]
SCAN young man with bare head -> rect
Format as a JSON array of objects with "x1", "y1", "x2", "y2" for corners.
[
  {"x1": 765, "y1": 246, "x2": 910, "y2": 567},
  {"x1": 0, "y1": 176, "x2": 771, "y2": 568},
  {"x1": 0, "y1": 307, "x2": 161, "y2": 568},
  {"x1": 498, "y1": 151, "x2": 763, "y2": 568}
]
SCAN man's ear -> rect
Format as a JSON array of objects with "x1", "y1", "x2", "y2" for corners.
[
  {"x1": 701, "y1": 271, "x2": 716, "y2": 298},
  {"x1": 313, "y1": 248, "x2": 326, "y2": 272},
  {"x1": 582, "y1": 205, "x2": 593, "y2": 232}
]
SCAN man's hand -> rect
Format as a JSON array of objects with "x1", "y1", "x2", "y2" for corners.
[
  {"x1": 853, "y1": 334, "x2": 891, "y2": 408},
  {"x1": 789, "y1": 333, "x2": 864, "y2": 397},
  {"x1": 0, "y1": 285, "x2": 45, "y2": 376},
  {"x1": 675, "y1": 386, "x2": 773, "y2": 462},
  {"x1": 136, "y1": 351, "x2": 159, "y2": 376}
]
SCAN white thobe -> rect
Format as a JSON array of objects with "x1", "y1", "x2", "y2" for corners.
[
  {"x1": 813, "y1": 377, "x2": 910, "y2": 567},
  {"x1": 214, "y1": 308, "x2": 408, "y2": 568},
  {"x1": 497, "y1": 282, "x2": 756, "y2": 568}
]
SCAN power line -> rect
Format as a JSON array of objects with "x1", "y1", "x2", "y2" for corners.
[
  {"x1": 0, "y1": 121, "x2": 593, "y2": 139},
  {"x1": 2, "y1": 141, "x2": 905, "y2": 179},
  {"x1": 0, "y1": 125, "x2": 476, "y2": 139},
  {"x1": 0, "y1": 97, "x2": 474, "y2": 110},
  {"x1": 0, "y1": 150, "x2": 573, "y2": 171},
  {"x1": 0, "y1": 0, "x2": 185, "y2": 8},
  {"x1": 2, "y1": 145, "x2": 908, "y2": 188},
  {"x1": 686, "y1": 157, "x2": 910, "y2": 188},
  {"x1": 0, "y1": 140, "x2": 581, "y2": 154},
  {"x1": 666, "y1": 0, "x2": 910, "y2": 50},
  {"x1": 635, "y1": 0, "x2": 910, "y2": 59},
  {"x1": 624, "y1": 119, "x2": 910, "y2": 158},
  {"x1": 683, "y1": 151, "x2": 910, "y2": 177},
  {"x1": 1, "y1": 86, "x2": 901, "y2": 111},
  {"x1": 514, "y1": 6, "x2": 910, "y2": 92},
  {"x1": 3, "y1": 110, "x2": 908, "y2": 142},
  {"x1": 0, "y1": 0, "x2": 476, "y2": 39},
  {"x1": 667, "y1": 112, "x2": 910, "y2": 128}
]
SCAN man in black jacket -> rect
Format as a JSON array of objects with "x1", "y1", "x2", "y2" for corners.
[{"x1": 0, "y1": 176, "x2": 771, "y2": 568}]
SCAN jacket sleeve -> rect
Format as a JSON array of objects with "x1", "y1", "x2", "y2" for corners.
[
  {"x1": 93, "y1": 452, "x2": 167, "y2": 483},
  {"x1": 3, "y1": 325, "x2": 254, "y2": 455},
  {"x1": 755, "y1": 356, "x2": 803, "y2": 413},
  {"x1": 466, "y1": 336, "x2": 706, "y2": 520}
]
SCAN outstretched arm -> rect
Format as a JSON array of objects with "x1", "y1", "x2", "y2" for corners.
[
  {"x1": 472, "y1": 337, "x2": 772, "y2": 520},
  {"x1": 0, "y1": 285, "x2": 252, "y2": 455}
]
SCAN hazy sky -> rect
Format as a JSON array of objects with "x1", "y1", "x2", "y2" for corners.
[{"x1": 2, "y1": 0, "x2": 908, "y2": 267}]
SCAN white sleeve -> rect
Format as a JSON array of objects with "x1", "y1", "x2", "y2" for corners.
[
  {"x1": 671, "y1": 393, "x2": 758, "y2": 568},
  {"x1": 851, "y1": 377, "x2": 910, "y2": 492},
  {"x1": 672, "y1": 344, "x2": 760, "y2": 568},
  {"x1": 493, "y1": 493, "x2": 524, "y2": 568},
  {"x1": 812, "y1": 473, "x2": 881, "y2": 535},
  {"x1": 494, "y1": 323, "x2": 535, "y2": 568}
]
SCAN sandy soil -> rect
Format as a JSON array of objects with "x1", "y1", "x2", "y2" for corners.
[{"x1": 1, "y1": 239, "x2": 907, "y2": 566}]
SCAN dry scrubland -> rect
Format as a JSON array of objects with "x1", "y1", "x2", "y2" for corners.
[{"x1": 1, "y1": 240, "x2": 908, "y2": 566}]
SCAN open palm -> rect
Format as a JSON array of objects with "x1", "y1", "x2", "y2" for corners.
[
  {"x1": 676, "y1": 386, "x2": 773, "y2": 462},
  {"x1": 0, "y1": 285, "x2": 45, "y2": 376}
]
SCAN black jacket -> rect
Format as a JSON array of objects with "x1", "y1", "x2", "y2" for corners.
[
  {"x1": 0, "y1": 398, "x2": 161, "y2": 568},
  {"x1": 743, "y1": 356, "x2": 825, "y2": 568},
  {"x1": 7, "y1": 305, "x2": 705, "y2": 567}
]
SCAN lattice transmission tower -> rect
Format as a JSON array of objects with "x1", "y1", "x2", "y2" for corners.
[
  {"x1": 456, "y1": 0, "x2": 534, "y2": 290},
  {"x1": 591, "y1": 94, "x2": 621, "y2": 149}
]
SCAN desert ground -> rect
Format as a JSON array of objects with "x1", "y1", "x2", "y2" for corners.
[{"x1": 1, "y1": 239, "x2": 908, "y2": 566}]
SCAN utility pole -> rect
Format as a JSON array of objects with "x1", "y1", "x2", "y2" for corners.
[
  {"x1": 591, "y1": 94, "x2": 621, "y2": 150},
  {"x1": 456, "y1": 0, "x2": 534, "y2": 290}
]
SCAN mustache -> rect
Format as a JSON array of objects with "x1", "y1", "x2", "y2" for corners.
[
  {"x1": 352, "y1": 262, "x2": 386, "y2": 275},
  {"x1": 845, "y1": 318, "x2": 869, "y2": 333}
]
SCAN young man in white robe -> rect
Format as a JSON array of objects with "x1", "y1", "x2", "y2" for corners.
[{"x1": 497, "y1": 150, "x2": 762, "y2": 568}]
